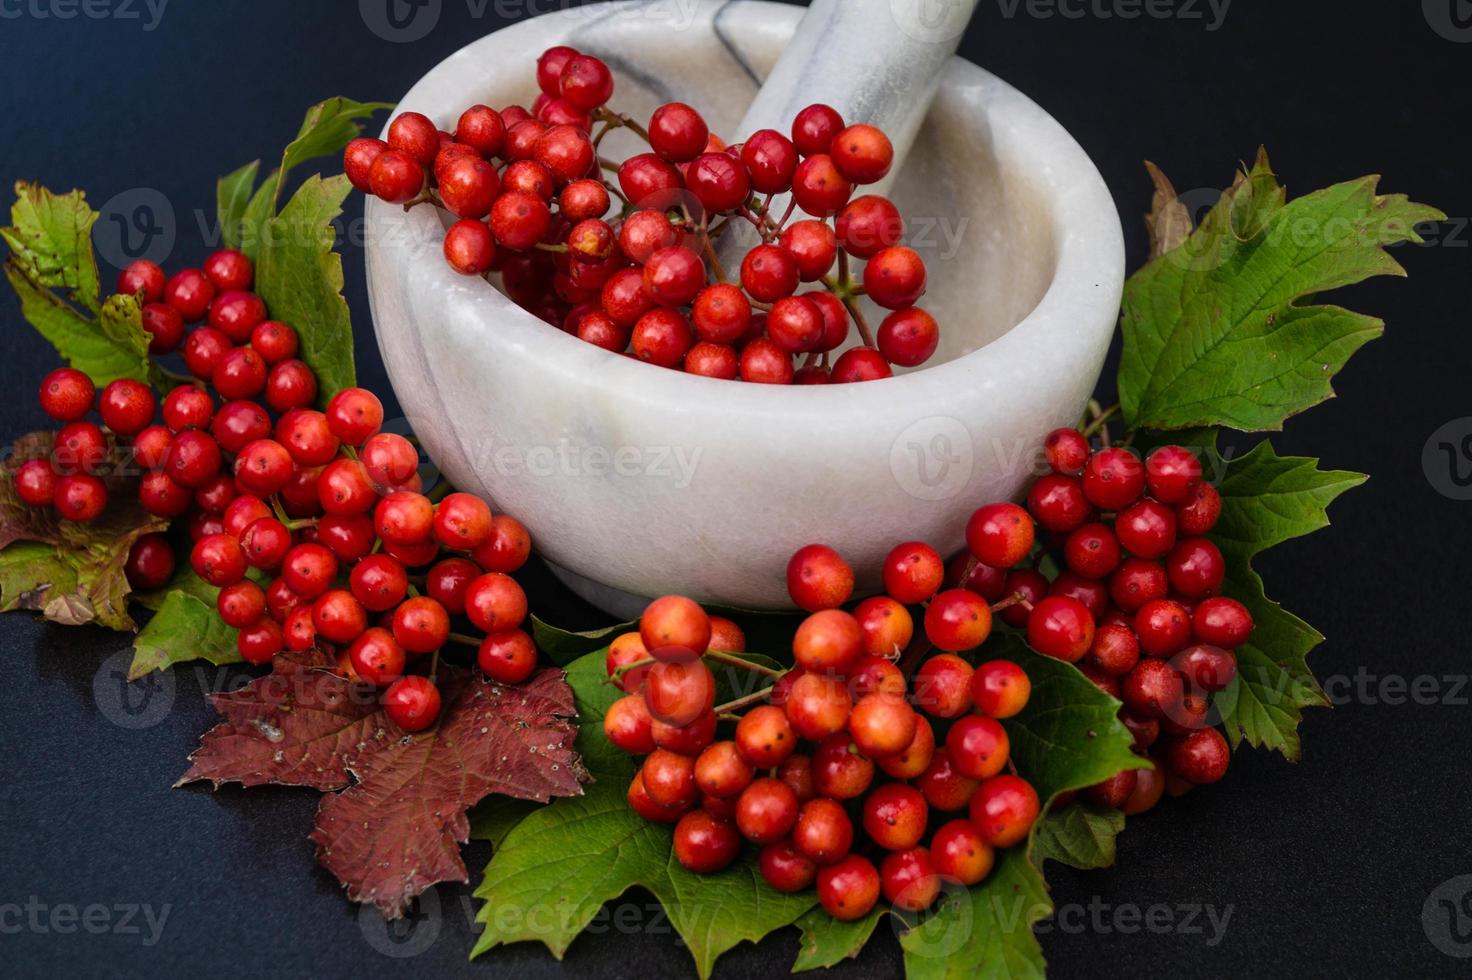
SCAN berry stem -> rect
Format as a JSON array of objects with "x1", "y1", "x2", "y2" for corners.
[
  {"x1": 447, "y1": 632, "x2": 481, "y2": 647},
  {"x1": 609, "y1": 656, "x2": 656, "y2": 682},
  {"x1": 712, "y1": 684, "x2": 776, "y2": 715},
  {"x1": 702, "y1": 237, "x2": 731, "y2": 285},
  {"x1": 702, "y1": 649, "x2": 786, "y2": 679},
  {"x1": 836, "y1": 251, "x2": 877, "y2": 349},
  {"x1": 593, "y1": 107, "x2": 650, "y2": 143},
  {"x1": 1081, "y1": 402, "x2": 1120, "y2": 439}
]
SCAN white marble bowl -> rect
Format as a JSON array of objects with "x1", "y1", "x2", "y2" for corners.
[{"x1": 365, "y1": 0, "x2": 1125, "y2": 618}]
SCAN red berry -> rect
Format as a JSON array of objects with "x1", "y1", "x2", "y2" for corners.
[
  {"x1": 281, "y1": 542, "x2": 338, "y2": 600},
  {"x1": 140, "y1": 302, "x2": 185, "y2": 353},
  {"x1": 182, "y1": 327, "x2": 231, "y2": 379},
  {"x1": 1109, "y1": 557, "x2": 1169, "y2": 612},
  {"x1": 631, "y1": 307, "x2": 693, "y2": 367},
  {"x1": 209, "y1": 291, "x2": 267, "y2": 343},
  {"x1": 477, "y1": 629, "x2": 538, "y2": 683},
  {"x1": 850, "y1": 692, "x2": 917, "y2": 757},
  {"x1": 998, "y1": 568, "x2": 1049, "y2": 628},
  {"x1": 945, "y1": 714, "x2": 1009, "y2": 782},
  {"x1": 387, "y1": 111, "x2": 439, "y2": 167},
  {"x1": 53, "y1": 473, "x2": 108, "y2": 522},
  {"x1": 383, "y1": 675, "x2": 442, "y2": 732},
  {"x1": 38, "y1": 368, "x2": 95, "y2": 423},
  {"x1": 734, "y1": 704, "x2": 796, "y2": 768},
  {"x1": 876, "y1": 307, "x2": 938, "y2": 367},
  {"x1": 862, "y1": 782, "x2": 929, "y2": 851},
  {"x1": 1087, "y1": 622, "x2": 1141, "y2": 677},
  {"x1": 123, "y1": 533, "x2": 175, "y2": 590},
  {"x1": 1146, "y1": 445, "x2": 1204, "y2": 504},
  {"x1": 559, "y1": 178, "x2": 609, "y2": 222},
  {"x1": 671, "y1": 809, "x2": 741, "y2": 874},
  {"x1": 240, "y1": 516, "x2": 291, "y2": 571},
  {"x1": 138, "y1": 471, "x2": 191, "y2": 517},
  {"x1": 971, "y1": 660, "x2": 1031, "y2": 719},
  {"x1": 968, "y1": 774, "x2": 1039, "y2": 847},
  {"x1": 440, "y1": 154, "x2": 501, "y2": 219},
  {"x1": 1027, "y1": 473, "x2": 1093, "y2": 533},
  {"x1": 739, "y1": 337, "x2": 794, "y2": 384},
  {"x1": 1082, "y1": 447, "x2": 1145, "y2": 511},
  {"x1": 791, "y1": 154, "x2": 852, "y2": 216},
  {"x1": 783, "y1": 672, "x2": 852, "y2": 741},
  {"x1": 213, "y1": 347, "x2": 268, "y2": 400},
  {"x1": 325, "y1": 388, "x2": 383, "y2": 447},
  {"x1": 741, "y1": 129, "x2": 798, "y2": 193},
  {"x1": 830, "y1": 124, "x2": 893, "y2": 184},
  {"x1": 162, "y1": 385, "x2": 214, "y2": 433},
  {"x1": 791, "y1": 104, "x2": 844, "y2": 157},
  {"x1": 1135, "y1": 598, "x2": 1192, "y2": 657},
  {"x1": 14, "y1": 459, "x2": 59, "y2": 507},
  {"x1": 931, "y1": 819, "x2": 994, "y2": 885},
  {"x1": 685, "y1": 151, "x2": 750, "y2": 213},
  {"x1": 966, "y1": 502, "x2": 1035, "y2": 569},
  {"x1": 385, "y1": 591, "x2": 447, "y2": 653},
  {"x1": 648, "y1": 102, "x2": 709, "y2": 163},
  {"x1": 917, "y1": 754, "x2": 980, "y2": 812},
  {"x1": 1044, "y1": 428, "x2": 1091, "y2": 475},
  {"x1": 1027, "y1": 595, "x2": 1095, "y2": 662},
  {"x1": 1176, "y1": 481, "x2": 1222, "y2": 535},
  {"x1": 779, "y1": 220, "x2": 839, "y2": 281},
  {"x1": 1063, "y1": 521, "x2": 1122, "y2": 579},
  {"x1": 640, "y1": 595, "x2": 712, "y2": 658},
  {"x1": 853, "y1": 596, "x2": 913, "y2": 659},
  {"x1": 740, "y1": 244, "x2": 799, "y2": 303},
  {"x1": 760, "y1": 839, "x2": 817, "y2": 892},
  {"x1": 812, "y1": 732, "x2": 875, "y2": 800},
  {"x1": 1175, "y1": 643, "x2": 1238, "y2": 693},
  {"x1": 1121, "y1": 658, "x2": 1185, "y2": 720},
  {"x1": 792, "y1": 609, "x2": 863, "y2": 674},
  {"x1": 831, "y1": 346, "x2": 893, "y2": 382},
  {"x1": 237, "y1": 617, "x2": 284, "y2": 665},
  {"x1": 862, "y1": 246, "x2": 926, "y2": 309},
  {"x1": 1166, "y1": 537, "x2": 1225, "y2": 598},
  {"x1": 816, "y1": 854, "x2": 881, "y2": 921},
  {"x1": 558, "y1": 54, "x2": 614, "y2": 111},
  {"x1": 215, "y1": 581, "x2": 265, "y2": 629},
  {"x1": 642, "y1": 246, "x2": 704, "y2": 307},
  {"x1": 923, "y1": 590, "x2": 993, "y2": 653},
  {"x1": 203, "y1": 249, "x2": 253, "y2": 292},
  {"x1": 191, "y1": 533, "x2": 247, "y2": 587},
  {"x1": 463, "y1": 572, "x2": 527, "y2": 634},
  {"x1": 1115, "y1": 499, "x2": 1177, "y2": 559},
  {"x1": 914, "y1": 653, "x2": 975, "y2": 718},
  {"x1": 164, "y1": 429, "x2": 222, "y2": 488},
  {"x1": 250, "y1": 321, "x2": 298, "y2": 363},
  {"x1": 369, "y1": 149, "x2": 424, "y2": 203},
  {"x1": 765, "y1": 295, "x2": 824, "y2": 353},
  {"x1": 880, "y1": 847, "x2": 940, "y2": 912},
  {"x1": 349, "y1": 628, "x2": 405, "y2": 687},
  {"x1": 792, "y1": 797, "x2": 855, "y2": 866},
  {"x1": 734, "y1": 777, "x2": 799, "y2": 844},
  {"x1": 1192, "y1": 596, "x2": 1253, "y2": 648},
  {"x1": 117, "y1": 259, "x2": 166, "y2": 302},
  {"x1": 1165, "y1": 727, "x2": 1230, "y2": 784},
  {"x1": 470, "y1": 514, "x2": 531, "y2": 574},
  {"x1": 165, "y1": 268, "x2": 215, "y2": 322},
  {"x1": 344, "y1": 137, "x2": 388, "y2": 192},
  {"x1": 54, "y1": 420, "x2": 109, "y2": 475},
  {"x1": 684, "y1": 341, "x2": 738, "y2": 379}
]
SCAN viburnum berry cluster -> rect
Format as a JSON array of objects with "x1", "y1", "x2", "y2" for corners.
[
  {"x1": 602, "y1": 431, "x2": 1251, "y2": 919},
  {"x1": 12, "y1": 250, "x2": 539, "y2": 732},
  {"x1": 603, "y1": 590, "x2": 1038, "y2": 920},
  {"x1": 343, "y1": 45, "x2": 936, "y2": 383}
]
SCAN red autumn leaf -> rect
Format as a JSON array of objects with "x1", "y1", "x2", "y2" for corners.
[
  {"x1": 179, "y1": 654, "x2": 587, "y2": 918},
  {"x1": 176, "y1": 650, "x2": 383, "y2": 791},
  {"x1": 313, "y1": 666, "x2": 586, "y2": 917}
]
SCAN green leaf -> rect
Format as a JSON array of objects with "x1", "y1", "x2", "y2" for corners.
[
  {"x1": 216, "y1": 160, "x2": 261, "y2": 252},
  {"x1": 2, "y1": 184, "x2": 152, "y2": 386},
  {"x1": 224, "y1": 97, "x2": 391, "y2": 259},
  {"x1": 899, "y1": 634, "x2": 1145, "y2": 979},
  {"x1": 128, "y1": 588, "x2": 242, "y2": 679},
  {"x1": 900, "y1": 847, "x2": 1051, "y2": 980},
  {"x1": 471, "y1": 650, "x2": 814, "y2": 979},
  {"x1": 1, "y1": 181, "x2": 100, "y2": 313},
  {"x1": 1119, "y1": 149, "x2": 1443, "y2": 431},
  {"x1": 280, "y1": 97, "x2": 395, "y2": 180},
  {"x1": 1208, "y1": 439, "x2": 1366, "y2": 758},
  {"x1": 254, "y1": 174, "x2": 357, "y2": 402},
  {"x1": 792, "y1": 906, "x2": 886, "y2": 972},
  {"x1": 529, "y1": 614, "x2": 634, "y2": 666},
  {"x1": 0, "y1": 541, "x2": 81, "y2": 616},
  {"x1": 1031, "y1": 803, "x2": 1126, "y2": 872}
]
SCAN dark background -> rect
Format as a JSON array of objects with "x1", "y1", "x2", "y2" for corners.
[{"x1": 1, "y1": 1, "x2": 1469, "y2": 977}]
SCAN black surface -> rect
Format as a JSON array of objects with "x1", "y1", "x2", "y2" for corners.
[{"x1": 1, "y1": 1, "x2": 1469, "y2": 977}]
